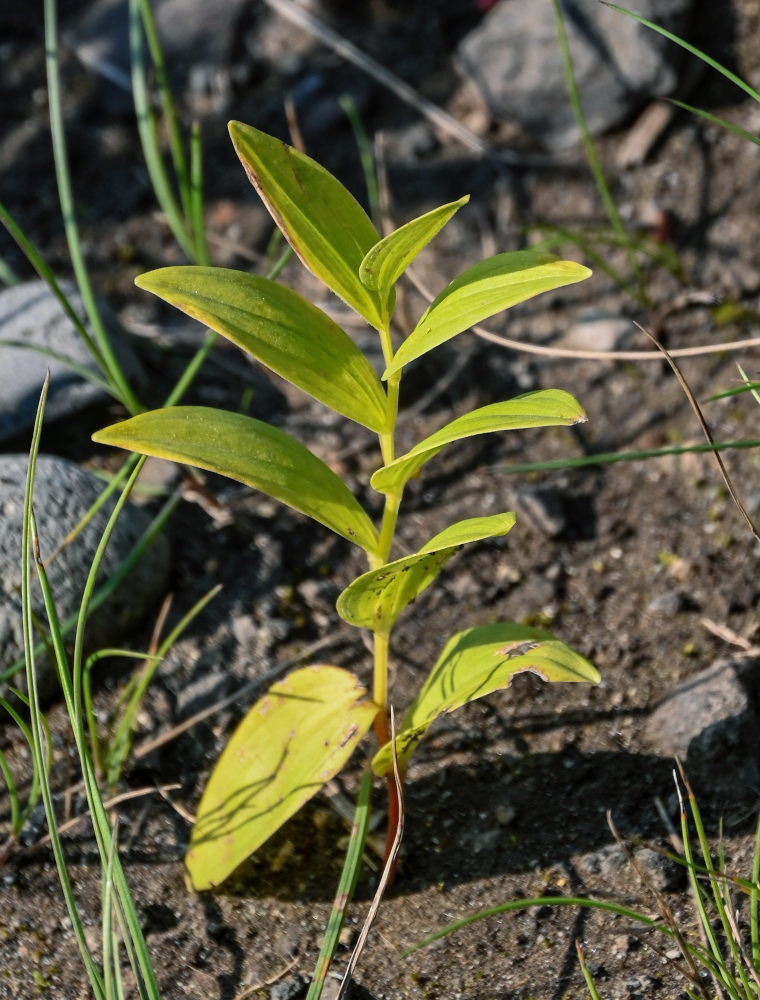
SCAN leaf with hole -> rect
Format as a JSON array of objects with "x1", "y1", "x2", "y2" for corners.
[
  {"x1": 371, "y1": 389, "x2": 586, "y2": 495},
  {"x1": 337, "y1": 513, "x2": 516, "y2": 633},
  {"x1": 186, "y1": 665, "x2": 378, "y2": 890},
  {"x1": 359, "y1": 196, "x2": 469, "y2": 304},
  {"x1": 93, "y1": 407, "x2": 380, "y2": 555},
  {"x1": 229, "y1": 121, "x2": 392, "y2": 331},
  {"x1": 372, "y1": 623, "x2": 600, "y2": 775},
  {"x1": 383, "y1": 251, "x2": 592, "y2": 377},
  {"x1": 135, "y1": 267, "x2": 389, "y2": 432}
]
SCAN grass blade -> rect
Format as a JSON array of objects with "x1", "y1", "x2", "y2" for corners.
[
  {"x1": 128, "y1": 0, "x2": 195, "y2": 260},
  {"x1": 603, "y1": 3, "x2": 760, "y2": 105},
  {"x1": 22, "y1": 376, "x2": 107, "y2": 998},
  {"x1": 306, "y1": 772, "x2": 372, "y2": 1000},
  {"x1": 551, "y1": 0, "x2": 643, "y2": 301},
  {"x1": 500, "y1": 438, "x2": 760, "y2": 475},
  {"x1": 667, "y1": 99, "x2": 760, "y2": 148},
  {"x1": 44, "y1": 0, "x2": 141, "y2": 414}
]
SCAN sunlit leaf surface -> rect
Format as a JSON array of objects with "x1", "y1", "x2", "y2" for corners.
[
  {"x1": 384, "y1": 252, "x2": 591, "y2": 377},
  {"x1": 93, "y1": 407, "x2": 380, "y2": 555},
  {"x1": 230, "y1": 121, "x2": 392, "y2": 331},
  {"x1": 136, "y1": 266, "x2": 388, "y2": 432},
  {"x1": 337, "y1": 513, "x2": 516, "y2": 633},
  {"x1": 373, "y1": 624, "x2": 599, "y2": 774},
  {"x1": 186, "y1": 666, "x2": 378, "y2": 889}
]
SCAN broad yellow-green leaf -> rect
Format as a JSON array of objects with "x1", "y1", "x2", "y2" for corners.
[
  {"x1": 229, "y1": 121, "x2": 392, "y2": 331},
  {"x1": 136, "y1": 267, "x2": 388, "y2": 433},
  {"x1": 337, "y1": 513, "x2": 516, "y2": 633},
  {"x1": 384, "y1": 252, "x2": 592, "y2": 377},
  {"x1": 359, "y1": 196, "x2": 469, "y2": 303},
  {"x1": 93, "y1": 407, "x2": 380, "y2": 555},
  {"x1": 371, "y1": 389, "x2": 586, "y2": 494},
  {"x1": 372, "y1": 624, "x2": 599, "y2": 775},
  {"x1": 186, "y1": 665, "x2": 378, "y2": 890}
]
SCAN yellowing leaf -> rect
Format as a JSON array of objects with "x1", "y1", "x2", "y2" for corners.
[
  {"x1": 372, "y1": 624, "x2": 599, "y2": 775},
  {"x1": 371, "y1": 389, "x2": 586, "y2": 494},
  {"x1": 136, "y1": 267, "x2": 388, "y2": 432},
  {"x1": 93, "y1": 407, "x2": 380, "y2": 555},
  {"x1": 337, "y1": 513, "x2": 515, "y2": 633},
  {"x1": 186, "y1": 666, "x2": 378, "y2": 890},
  {"x1": 384, "y1": 252, "x2": 592, "y2": 377},
  {"x1": 359, "y1": 196, "x2": 469, "y2": 303},
  {"x1": 229, "y1": 121, "x2": 392, "y2": 331}
]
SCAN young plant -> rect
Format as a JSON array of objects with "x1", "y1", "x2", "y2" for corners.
[{"x1": 94, "y1": 121, "x2": 600, "y2": 891}]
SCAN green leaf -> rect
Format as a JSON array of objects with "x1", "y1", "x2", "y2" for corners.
[
  {"x1": 372, "y1": 624, "x2": 599, "y2": 775},
  {"x1": 136, "y1": 266, "x2": 389, "y2": 432},
  {"x1": 371, "y1": 389, "x2": 586, "y2": 494},
  {"x1": 383, "y1": 252, "x2": 592, "y2": 377},
  {"x1": 337, "y1": 513, "x2": 516, "y2": 633},
  {"x1": 186, "y1": 666, "x2": 378, "y2": 890},
  {"x1": 93, "y1": 407, "x2": 380, "y2": 555},
  {"x1": 359, "y1": 196, "x2": 469, "y2": 302},
  {"x1": 229, "y1": 121, "x2": 392, "y2": 331}
]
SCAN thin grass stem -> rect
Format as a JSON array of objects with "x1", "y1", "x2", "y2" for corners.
[
  {"x1": 190, "y1": 121, "x2": 210, "y2": 265},
  {"x1": 306, "y1": 772, "x2": 372, "y2": 1000},
  {"x1": 604, "y1": 3, "x2": 760, "y2": 105},
  {"x1": 135, "y1": 0, "x2": 192, "y2": 219},
  {"x1": 550, "y1": 0, "x2": 644, "y2": 302},
  {"x1": 22, "y1": 379, "x2": 107, "y2": 998},
  {"x1": 0, "y1": 200, "x2": 108, "y2": 368},
  {"x1": 44, "y1": 0, "x2": 142, "y2": 414},
  {"x1": 128, "y1": 0, "x2": 195, "y2": 259},
  {"x1": 339, "y1": 96, "x2": 381, "y2": 228}
]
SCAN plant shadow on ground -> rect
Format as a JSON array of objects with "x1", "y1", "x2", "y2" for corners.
[{"x1": 205, "y1": 735, "x2": 759, "y2": 904}]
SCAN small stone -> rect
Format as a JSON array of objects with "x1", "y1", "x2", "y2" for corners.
[
  {"x1": 646, "y1": 590, "x2": 685, "y2": 614},
  {"x1": 644, "y1": 657, "x2": 759, "y2": 772},
  {"x1": 495, "y1": 804, "x2": 516, "y2": 826},
  {"x1": 456, "y1": 0, "x2": 693, "y2": 151},
  {"x1": 0, "y1": 280, "x2": 143, "y2": 443},
  {"x1": 338, "y1": 925, "x2": 357, "y2": 949},
  {"x1": 0, "y1": 454, "x2": 169, "y2": 702},
  {"x1": 562, "y1": 309, "x2": 633, "y2": 353},
  {"x1": 270, "y1": 976, "x2": 306, "y2": 1000},
  {"x1": 633, "y1": 846, "x2": 683, "y2": 891},
  {"x1": 513, "y1": 486, "x2": 566, "y2": 538}
]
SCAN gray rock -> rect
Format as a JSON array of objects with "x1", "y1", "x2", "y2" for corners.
[
  {"x1": 576, "y1": 841, "x2": 681, "y2": 891},
  {"x1": 646, "y1": 590, "x2": 686, "y2": 614},
  {"x1": 0, "y1": 280, "x2": 142, "y2": 443},
  {"x1": 644, "y1": 657, "x2": 760, "y2": 771},
  {"x1": 562, "y1": 309, "x2": 633, "y2": 352},
  {"x1": 0, "y1": 454, "x2": 169, "y2": 702},
  {"x1": 513, "y1": 486, "x2": 566, "y2": 537},
  {"x1": 457, "y1": 0, "x2": 693, "y2": 151},
  {"x1": 69, "y1": 0, "x2": 248, "y2": 110},
  {"x1": 270, "y1": 977, "x2": 306, "y2": 1000}
]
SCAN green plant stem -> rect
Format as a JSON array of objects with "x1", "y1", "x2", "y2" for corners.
[{"x1": 44, "y1": 0, "x2": 142, "y2": 415}]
